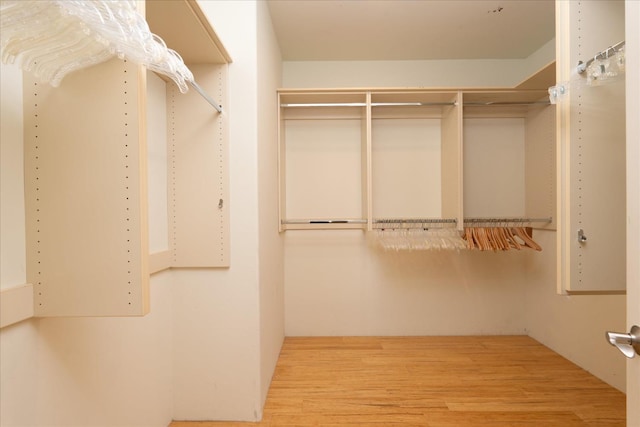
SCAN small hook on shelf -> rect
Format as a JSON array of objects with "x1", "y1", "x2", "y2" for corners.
[{"x1": 577, "y1": 229, "x2": 587, "y2": 243}]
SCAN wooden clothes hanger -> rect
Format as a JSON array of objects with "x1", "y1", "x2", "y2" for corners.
[{"x1": 462, "y1": 225, "x2": 542, "y2": 252}]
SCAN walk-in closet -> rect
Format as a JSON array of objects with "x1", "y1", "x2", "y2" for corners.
[{"x1": 1, "y1": 0, "x2": 638, "y2": 426}]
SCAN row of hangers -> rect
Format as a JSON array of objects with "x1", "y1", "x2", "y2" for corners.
[
  {"x1": 373, "y1": 227, "x2": 467, "y2": 251},
  {"x1": 463, "y1": 226, "x2": 542, "y2": 251},
  {"x1": 0, "y1": 0, "x2": 193, "y2": 91}
]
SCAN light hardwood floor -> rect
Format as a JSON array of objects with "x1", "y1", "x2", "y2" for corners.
[{"x1": 170, "y1": 336, "x2": 626, "y2": 426}]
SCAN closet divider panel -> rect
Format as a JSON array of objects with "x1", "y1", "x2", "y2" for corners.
[
  {"x1": 147, "y1": 71, "x2": 169, "y2": 256},
  {"x1": 558, "y1": 0, "x2": 626, "y2": 293},
  {"x1": 24, "y1": 58, "x2": 150, "y2": 317},
  {"x1": 371, "y1": 115, "x2": 441, "y2": 219},
  {"x1": 167, "y1": 64, "x2": 229, "y2": 267},
  {"x1": 441, "y1": 92, "x2": 463, "y2": 229},
  {"x1": 462, "y1": 116, "x2": 527, "y2": 219},
  {"x1": 524, "y1": 104, "x2": 556, "y2": 230},
  {"x1": 363, "y1": 92, "x2": 372, "y2": 230},
  {"x1": 278, "y1": 92, "x2": 287, "y2": 232}
]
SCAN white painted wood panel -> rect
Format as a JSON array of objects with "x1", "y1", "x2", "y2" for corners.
[
  {"x1": 557, "y1": 0, "x2": 626, "y2": 293},
  {"x1": 168, "y1": 64, "x2": 230, "y2": 267},
  {"x1": 284, "y1": 118, "x2": 364, "y2": 220},
  {"x1": 463, "y1": 118, "x2": 526, "y2": 218},
  {"x1": 24, "y1": 59, "x2": 150, "y2": 317},
  {"x1": 371, "y1": 118, "x2": 441, "y2": 219}
]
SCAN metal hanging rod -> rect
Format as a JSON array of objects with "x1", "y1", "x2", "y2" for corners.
[
  {"x1": 280, "y1": 102, "x2": 457, "y2": 108},
  {"x1": 282, "y1": 219, "x2": 367, "y2": 224},
  {"x1": 463, "y1": 217, "x2": 552, "y2": 224},
  {"x1": 464, "y1": 101, "x2": 550, "y2": 106},
  {"x1": 281, "y1": 102, "x2": 366, "y2": 107},
  {"x1": 281, "y1": 100, "x2": 550, "y2": 108},
  {"x1": 188, "y1": 80, "x2": 223, "y2": 113},
  {"x1": 373, "y1": 218, "x2": 457, "y2": 225},
  {"x1": 577, "y1": 40, "x2": 626, "y2": 74}
]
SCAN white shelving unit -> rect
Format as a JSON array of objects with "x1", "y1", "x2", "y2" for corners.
[
  {"x1": 23, "y1": 0, "x2": 231, "y2": 317},
  {"x1": 278, "y1": 79, "x2": 555, "y2": 234}
]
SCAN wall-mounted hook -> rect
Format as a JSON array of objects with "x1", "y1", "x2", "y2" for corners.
[
  {"x1": 548, "y1": 82, "x2": 568, "y2": 104},
  {"x1": 577, "y1": 229, "x2": 587, "y2": 243}
]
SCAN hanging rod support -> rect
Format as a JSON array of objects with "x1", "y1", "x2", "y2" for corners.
[
  {"x1": 577, "y1": 40, "x2": 626, "y2": 74},
  {"x1": 281, "y1": 100, "x2": 550, "y2": 108},
  {"x1": 282, "y1": 219, "x2": 367, "y2": 224},
  {"x1": 188, "y1": 80, "x2": 223, "y2": 113},
  {"x1": 463, "y1": 217, "x2": 552, "y2": 224},
  {"x1": 280, "y1": 102, "x2": 457, "y2": 108},
  {"x1": 464, "y1": 101, "x2": 550, "y2": 106},
  {"x1": 373, "y1": 218, "x2": 457, "y2": 224}
]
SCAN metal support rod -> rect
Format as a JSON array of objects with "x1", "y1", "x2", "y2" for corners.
[
  {"x1": 463, "y1": 217, "x2": 552, "y2": 224},
  {"x1": 463, "y1": 101, "x2": 550, "y2": 106},
  {"x1": 280, "y1": 102, "x2": 457, "y2": 108},
  {"x1": 577, "y1": 40, "x2": 626, "y2": 74},
  {"x1": 373, "y1": 218, "x2": 457, "y2": 224},
  {"x1": 282, "y1": 219, "x2": 367, "y2": 224},
  {"x1": 188, "y1": 80, "x2": 223, "y2": 113},
  {"x1": 281, "y1": 100, "x2": 551, "y2": 108},
  {"x1": 282, "y1": 217, "x2": 551, "y2": 226}
]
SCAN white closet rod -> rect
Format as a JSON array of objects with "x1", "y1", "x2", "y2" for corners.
[
  {"x1": 280, "y1": 102, "x2": 456, "y2": 108},
  {"x1": 281, "y1": 100, "x2": 549, "y2": 108},
  {"x1": 281, "y1": 217, "x2": 552, "y2": 227},
  {"x1": 282, "y1": 219, "x2": 367, "y2": 224},
  {"x1": 463, "y1": 217, "x2": 552, "y2": 224},
  {"x1": 464, "y1": 101, "x2": 550, "y2": 106},
  {"x1": 374, "y1": 218, "x2": 457, "y2": 225},
  {"x1": 188, "y1": 80, "x2": 222, "y2": 113},
  {"x1": 577, "y1": 40, "x2": 626, "y2": 74}
]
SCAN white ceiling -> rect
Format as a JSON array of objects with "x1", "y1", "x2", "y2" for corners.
[{"x1": 267, "y1": 0, "x2": 555, "y2": 61}]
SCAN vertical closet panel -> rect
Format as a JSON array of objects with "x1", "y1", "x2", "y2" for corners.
[
  {"x1": 371, "y1": 118, "x2": 441, "y2": 218},
  {"x1": 362, "y1": 93, "x2": 372, "y2": 230},
  {"x1": 525, "y1": 104, "x2": 556, "y2": 229},
  {"x1": 285, "y1": 117, "x2": 363, "y2": 219},
  {"x1": 559, "y1": 0, "x2": 626, "y2": 292},
  {"x1": 441, "y1": 93, "x2": 463, "y2": 228},
  {"x1": 168, "y1": 64, "x2": 229, "y2": 267},
  {"x1": 25, "y1": 59, "x2": 150, "y2": 316},
  {"x1": 147, "y1": 71, "x2": 169, "y2": 255},
  {"x1": 278, "y1": 93, "x2": 287, "y2": 232},
  {"x1": 463, "y1": 118, "x2": 526, "y2": 218}
]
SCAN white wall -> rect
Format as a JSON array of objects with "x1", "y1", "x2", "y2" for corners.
[
  {"x1": 524, "y1": 231, "x2": 626, "y2": 391},
  {"x1": 286, "y1": 231, "x2": 529, "y2": 336},
  {"x1": 282, "y1": 38, "x2": 555, "y2": 89},
  {"x1": 172, "y1": 1, "x2": 262, "y2": 420},
  {"x1": 171, "y1": 0, "x2": 284, "y2": 421},
  {"x1": 0, "y1": 321, "x2": 38, "y2": 427},
  {"x1": 32, "y1": 272, "x2": 174, "y2": 427},
  {"x1": 257, "y1": 0, "x2": 285, "y2": 408}
]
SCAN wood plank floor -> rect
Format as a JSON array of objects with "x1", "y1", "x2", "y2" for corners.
[{"x1": 170, "y1": 336, "x2": 626, "y2": 427}]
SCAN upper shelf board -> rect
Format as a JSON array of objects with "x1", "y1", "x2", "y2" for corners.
[{"x1": 146, "y1": 0, "x2": 231, "y2": 64}]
